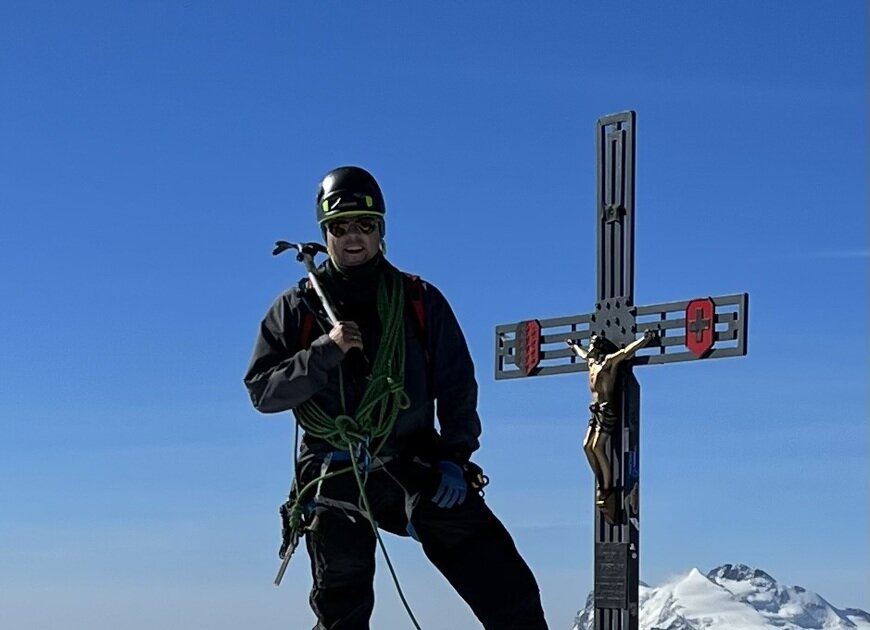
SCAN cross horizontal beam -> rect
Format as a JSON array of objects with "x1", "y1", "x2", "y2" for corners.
[{"x1": 494, "y1": 293, "x2": 748, "y2": 379}]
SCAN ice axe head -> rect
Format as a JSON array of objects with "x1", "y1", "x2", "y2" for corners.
[
  {"x1": 271, "y1": 240, "x2": 340, "y2": 326},
  {"x1": 272, "y1": 241, "x2": 328, "y2": 261}
]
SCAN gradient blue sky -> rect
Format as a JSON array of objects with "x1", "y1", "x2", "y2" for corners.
[{"x1": 1, "y1": 2, "x2": 867, "y2": 629}]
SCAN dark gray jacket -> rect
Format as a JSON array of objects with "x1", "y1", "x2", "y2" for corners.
[{"x1": 243, "y1": 257, "x2": 481, "y2": 463}]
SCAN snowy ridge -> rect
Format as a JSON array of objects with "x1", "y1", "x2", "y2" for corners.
[{"x1": 572, "y1": 563, "x2": 869, "y2": 630}]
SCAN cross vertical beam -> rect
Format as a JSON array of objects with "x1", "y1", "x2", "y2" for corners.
[
  {"x1": 593, "y1": 111, "x2": 638, "y2": 630},
  {"x1": 597, "y1": 111, "x2": 635, "y2": 306}
]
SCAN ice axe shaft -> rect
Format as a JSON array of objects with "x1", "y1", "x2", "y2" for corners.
[
  {"x1": 273, "y1": 543, "x2": 294, "y2": 586},
  {"x1": 273, "y1": 241, "x2": 339, "y2": 326},
  {"x1": 273, "y1": 510, "x2": 320, "y2": 586}
]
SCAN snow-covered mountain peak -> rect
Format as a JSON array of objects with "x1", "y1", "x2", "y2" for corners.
[
  {"x1": 573, "y1": 564, "x2": 869, "y2": 630},
  {"x1": 706, "y1": 563, "x2": 851, "y2": 629},
  {"x1": 707, "y1": 563, "x2": 776, "y2": 587}
]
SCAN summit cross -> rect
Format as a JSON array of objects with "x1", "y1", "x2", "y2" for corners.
[{"x1": 494, "y1": 111, "x2": 749, "y2": 630}]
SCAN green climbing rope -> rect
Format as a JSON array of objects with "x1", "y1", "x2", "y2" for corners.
[
  {"x1": 293, "y1": 265, "x2": 410, "y2": 456},
  {"x1": 283, "y1": 266, "x2": 423, "y2": 628}
]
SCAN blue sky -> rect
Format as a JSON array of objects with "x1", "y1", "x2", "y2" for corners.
[{"x1": 1, "y1": 2, "x2": 866, "y2": 629}]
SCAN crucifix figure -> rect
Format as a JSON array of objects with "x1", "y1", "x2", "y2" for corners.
[
  {"x1": 494, "y1": 111, "x2": 748, "y2": 630},
  {"x1": 567, "y1": 330, "x2": 657, "y2": 524}
]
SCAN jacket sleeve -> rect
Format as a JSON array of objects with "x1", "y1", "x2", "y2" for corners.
[
  {"x1": 426, "y1": 283, "x2": 482, "y2": 462},
  {"x1": 243, "y1": 290, "x2": 345, "y2": 414}
]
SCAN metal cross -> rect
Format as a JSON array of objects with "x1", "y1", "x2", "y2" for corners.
[{"x1": 494, "y1": 111, "x2": 749, "y2": 630}]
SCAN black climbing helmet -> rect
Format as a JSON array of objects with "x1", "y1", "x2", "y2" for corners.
[{"x1": 315, "y1": 166, "x2": 386, "y2": 227}]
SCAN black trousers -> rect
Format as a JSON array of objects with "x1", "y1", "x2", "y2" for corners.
[{"x1": 303, "y1": 461, "x2": 548, "y2": 629}]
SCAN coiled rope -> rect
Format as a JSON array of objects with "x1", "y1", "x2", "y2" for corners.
[
  {"x1": 294, "y1": 265, "x2": 409, "y2": 454},
  {"x1": 285, "y1": 266, "x2": 423, "y2": 629}
]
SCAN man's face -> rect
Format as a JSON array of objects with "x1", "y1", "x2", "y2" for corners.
[{"x1": 324, "y1": 216, "x2": 382, "y2": 267}]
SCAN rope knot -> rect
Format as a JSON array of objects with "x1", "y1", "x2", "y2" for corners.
[{"x1": 333, "y1": 414, "x2": 363, "y2": 443}]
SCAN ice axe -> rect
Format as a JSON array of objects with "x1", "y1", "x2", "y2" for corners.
[
  {"x1": 272, "y1": 240, "x2": 339, "y2": 326},
  {"x1": 271, "y1": 241, "x2": 337, "y2": 587}
]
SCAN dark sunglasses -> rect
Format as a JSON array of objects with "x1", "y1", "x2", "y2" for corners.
[{"x1": 325, "y1": 217, "x2": 380, "y2": 237}]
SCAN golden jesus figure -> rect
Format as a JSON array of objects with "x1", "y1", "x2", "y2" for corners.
[{"x1": 566, "y1": 329, "x2": 657, "y2": 524}]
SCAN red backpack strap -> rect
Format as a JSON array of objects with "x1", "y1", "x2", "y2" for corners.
[
  {"x1": 297, "y1": 278, "x2": 319, "y2": 350},
  {"x1": 299, "y1": 310, "x2": 316, "y2": 349},
  {"x1": 403, "y1": 273, "x2": 427, "y2": 339},
  {"x1": 403, "y1": 273, "x2": 433, "y2": 399}
]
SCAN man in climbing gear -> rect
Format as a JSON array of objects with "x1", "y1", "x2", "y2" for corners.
[
  {"x1": 566, "y1": 329, "x2": 658, "y2": 524},
  {"x1": 244, "y1": 166, "x2": 548, "y2": 630}
]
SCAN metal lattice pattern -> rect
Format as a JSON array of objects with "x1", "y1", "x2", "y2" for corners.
[
  {"x1": 597, "y1": 112, "x2": 636, "y2": 303},
  {"x1": 494, "y1": 293, "x2": 748, "y2": 379}
]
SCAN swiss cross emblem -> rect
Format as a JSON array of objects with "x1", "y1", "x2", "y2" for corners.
[
  {"x1": 685, "y1": 298, "x2": 715, "y2": 358},
  {"x1": 514, "y1": 319, "x2": 542, "y2": 376}
]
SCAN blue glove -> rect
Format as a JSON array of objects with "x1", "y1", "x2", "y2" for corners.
[{"x1": 431, "y1": 461, "x2": 467, "y2": 508}]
